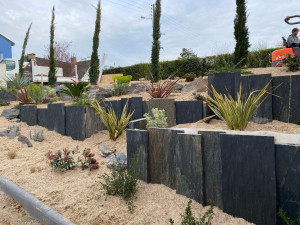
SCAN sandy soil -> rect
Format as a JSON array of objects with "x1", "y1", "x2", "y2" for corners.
[
  {"x1": 246, "y1": 67, "x2": 300, "y2": 76},
  {"x1": 0, "y1": 104, "x2": 253, "y2": 225}
]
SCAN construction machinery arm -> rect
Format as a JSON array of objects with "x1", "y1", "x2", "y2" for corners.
[{"x1": 285, "y1": 15, "x2": 300, "y2": 25}]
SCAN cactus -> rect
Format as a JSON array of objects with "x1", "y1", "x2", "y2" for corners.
[
  {"x1": 8, "y1": 125, "x2": 20, "y2": 132},
  {"x1": 29, "y1": 129, "x2": 45, "y2": 142}
]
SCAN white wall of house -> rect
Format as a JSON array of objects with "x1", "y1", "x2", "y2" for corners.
[
  {"x1": 0, "y1": 63, "x2": 6, "y2": 88},
  {"x1": 34, "y1": 66, "x2": 63, "y2": 77}
]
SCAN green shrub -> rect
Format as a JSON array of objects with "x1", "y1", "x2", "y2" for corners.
[
  {"x1": 113, "y1": 83, "x2": 129, "y2": 96},
  {"x1": 113, "y1": 75, "x2": 132, "y2": 84},
  {"x1": 6, "y1": 75, "x2": 31, "y2": 91},
  {"x1": 71, "y1": 96, "x2": 94, "y2": 107},
  {"x1": 98, "y1": 154, "x2": 141, "y2": 211},
  {"x1": 45, "y1": 88, "x2": 57, "y2": 98},
  {"x1": 0, "y1": 100, "x2": 10, "y2": 106},
  {"x1": 283, "y1": 55, "x2": 300, "y2": 72},
  {"x1": 28, "y1": 83, "x2": 46, "y2": 104},
  {"x1": 47, "y1": 148, "x2": 78, "y2": 170},
  {"x1": 169, "y1": 200, "x2": 214, "y2": 225},
  {"x1": 144, "y1": 108, "x2": 168, "y2": 128},
  {"x1": 61, "y1": 82, "x2": 90, "y2": 101},
  {"x1": 184, "y1": 72, "x2": 196, "y2": 82},
  {"x1": 92, "y1": 100, "x2": 134, "y2": 140},
  {"x1": 29, "y1": 129, "x2": 45, "y2": 142},
  {"x1": 278, "y1": 204, "x2": 300, "y2": 225}
]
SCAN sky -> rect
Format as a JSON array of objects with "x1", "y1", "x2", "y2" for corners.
[{"x1": 0, "y1": 0, "x2": 299, "y2": 67}]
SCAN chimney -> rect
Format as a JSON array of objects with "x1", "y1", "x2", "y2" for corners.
[
  {"x1": 71, "y1": 57, "x2": 77, "y2": 74},
  {"x1": 27, "y1": 53, "x2": 36, "y2": 61}
]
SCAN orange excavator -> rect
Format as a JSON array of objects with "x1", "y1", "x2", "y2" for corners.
[{"x1": 271, "y1": 15, "x2": 300, "y2": 67}]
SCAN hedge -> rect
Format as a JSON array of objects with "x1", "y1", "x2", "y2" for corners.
[{"x1": 103, "y1": 48, "x2": 279, "y2": 80}]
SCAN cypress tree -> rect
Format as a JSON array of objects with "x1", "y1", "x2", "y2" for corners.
[
  {"x1": 48, "y1": 6, "x2": 57, "y2": 86},
  {"x1": 233, "y1": 0, "x2": 250, "y2": 66},
  {"x1": 151, "y1": 0, "x2": 161, "y2": 82},
  {"x1": 19, "y1": 23, "x2": 32, "y2": 77},
  {"x1": 89, "y1": 0, "x2": 101, "y2": 85}
]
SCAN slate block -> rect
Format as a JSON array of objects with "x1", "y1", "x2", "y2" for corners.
[
  {"x1": 65, "y1": 106, "x2": 85, "y2": 141},
  {"x1": 208, "y1": 72, "x2": 241, "y2": 100},
  {"x1": 275, "y1": 144, "x2": 300, "y2": 225},
  {"x1": 175, "y1": 101, "x2": 203, "y2": 124},
  {"x1": 0, "y1": 91, "x2": 17, "y2": 101},
  {"x1": 142, "y1": 101, "x2": 148, "y2": 115},
  {"x1": 127, "y1": 129, "x2": 149, "y2": 182},
  {"x1": 105, "y1": 100, "x2": 123, "y2": 119},
  {"x1": 47, "y1": 103, "x2": 65, "y2": 135},
  {"x1": 85, "y1": 107, "x2": 106, "y2": 138},
  {"x1": 272, "y1": 76, "x2": 291, "y2": 122},
  {"x1": 220, "y1": 134, "x2": 276, "y2": 225},
  {"x1": 20, "y1": 105, "x2": 37, "y2": 126},
  {"x1": 176, "y1": 134, "x2": 204, "y2": 204},
  {"x1": 146, "y1": 99, "x2": 176, "y2": 127},
  {"x1": 130, "y1": 97, "x2": 143, "y2": 120},
  {"x1": 148, "y1": 128, "x2": 184, "y2": 188},
  {"x1": 129, "y1": 118, "x2": 147, "y2": 130},
  {"x1": 37, "y1": 108, "x2": 48, "y2": 128},
  {"x1": 289, "y1": 75, "x2": 300, "y2": 125},
  {"x1": 198, "y1": 131, "x2": 224, "y2": 208},
  {"x1": 202, "y1": 102, "x2": 213, "y2": 123}
]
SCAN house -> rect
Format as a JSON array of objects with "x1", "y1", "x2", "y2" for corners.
[{"x1": 0, "y1": 34, "x2": 15, "y2": 60}]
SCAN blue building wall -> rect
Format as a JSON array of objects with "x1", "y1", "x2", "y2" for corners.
[{"x1": 0, "y1": 36, "x2": 13, "y2": 59}]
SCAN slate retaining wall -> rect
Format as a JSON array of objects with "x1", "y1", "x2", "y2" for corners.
[{"x1": 127, "y1": 128, "x2": 300, "y2": 225}]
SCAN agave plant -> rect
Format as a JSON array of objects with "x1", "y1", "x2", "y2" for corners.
[
  {"x1": 61, "y1": 82, "x2": 90, "y2": 100},
  {"x1": 91, "y1": 100, "x2": 134, "y2": 141},
  {"x1": 6, "y1": 75, "x2": 31, "y2": 91},
  {"x1": 140, "y1": 71, "x2": 179, "y2": 98},
  {"x1": 202, "y1": 80, "x2": 272, "y2": 131}
]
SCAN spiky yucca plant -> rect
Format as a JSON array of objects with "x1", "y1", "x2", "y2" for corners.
[
  {"x1": 203, "y1": 80, "x2": 271, "y2": 131},
  {"x1": 92, "y1": 100, "x2": 134, "y2": 140}
]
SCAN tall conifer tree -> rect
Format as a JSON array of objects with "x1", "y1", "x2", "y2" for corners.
[
  {"x1": 19, "y1": 23, "x2": 32, "y2": 77},
  {"x1": 48, "y1": 6, "x2": 57, "y2": 86},
  {"x1": 151, "y1": 0, "x2": 161, "y2": 82}
]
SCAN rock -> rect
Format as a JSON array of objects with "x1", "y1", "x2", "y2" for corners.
[
  {"x1": 0, "y1": 91, "x2": 17, "y2": 101},
  {"x1": 61, "y1": 94, "x2": 72, "y2": 101},
  {"x1": 17, "y1": 135, "x2": 33, "y2": 147},
  {"x1": 53, "y1": 86, "x2": 66, "y2": 93},
  {"x1": 182, "y1": 77, "x2": 208, "y2": 92},
  {"x1": 96, "y1": 87, "x2": 114, "y2": 99},
  {"x1": 98, "y1": 144, "x2": 116, "y2": 157},
  {"x1": 10, "y1": 118, "x2": 20, "y2": 123},
  {"x1": 107, "y1": 153, "x2": 127, "y2": 169},
  {"x1": 0, "y1": 130, "x2": 8, "y2": 137},
  {"x1": 7, "y1": 127, "x2": 20, "y2": 139},
  {"x1": 128, "y1": 83, "x2": 146, "y2": 94},
  {"x1": 1, "y1": 109, "x2": 20, "y2": 120}
]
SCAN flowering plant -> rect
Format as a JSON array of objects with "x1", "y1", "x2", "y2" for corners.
[
  {"x1": 78, "y1": 148, "x2": 99, "y2": 171},
  {"x1": 47, "y1": 147, "x2": 79, "y2": 170}
]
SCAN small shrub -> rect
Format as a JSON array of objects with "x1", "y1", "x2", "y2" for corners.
[
  {"x1": 0, "y1": 100, "x2": 10, "y2": 106},
  {"x1": 98, "y1": 154, "x2": 141, "y2": 211},
  {"x1": 6, "y1": 75, "x2": 31, "y2": 90},
  {"x1": 184, "y1": 72, "x2": 196, "y2": 82},
  {"x1": 113, "y1": 83, "x2": 129, "y2": 96},
  {"x1": 45, "y1": 88, "x2": 57, "y2": 98},
  {"x1": 169, "y1": 200, "x2": 215, "y2": 225},
  {"x1": 78, "y1": 148, "x2": 99, "y2": 171},
  {"x1": 113, "y1": 75, "x2": 132, "y2": 84},
  {"x1": 28, "y1": 83, "x2": 46, "y2": 104},
  {"x1": 29, "y1": 129, "x2": 45, "y2": 142},
  {"x1": 91, "y1": 100, "x2": 134, "y2": 141},
  {"x1": 71, "y1": 96, "x2": 94, "y2": 107},
  {"x1": 17, "y1": 87, "x2": 31, "y2": 103},
  {"x1": 7, "y1": 151, "x2": 16, "y2": 159},
  {"x1": 209, "y1": 55, "x2": 243, "y2": 74},
  {"x1": 144, "y1": 108, "x2": 168, "y2": 128},
  {"x1": 12, "y1": 104, "x2": 20, "y2": 110},
  {"x1": 8, "y1": 125, "x2": 20, "y2": 132},
  {"x1": 283, "y1": 54, "x2": 300, "y2": 72},
  {"x1": 61, "y1": 82, "x2": 90, "y2": 101},
  {"x1": 278, "y1": 205, "x2": 300, "y2": 225},
  {"x1": 193, "y1": 93, "x2": 207, "y2": 101},
  {"x1": 47, "y1": 147, "x2": 79, "y2": 170}
]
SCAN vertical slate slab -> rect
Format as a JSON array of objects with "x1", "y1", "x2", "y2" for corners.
[
  {"x1": 202, "y1": 102, "x2": 213, "y2": 123},
  {"x1": 176, "y1": 134, "x2": 204, "y2": 204},
  {"x1": 47, "y1": 103, "x2": 65, "y2": 135},
  {"x1": 129, "y1": 118, "x2": 147, "y2": 130},
  {"x1": 105, "y1": 100, "x2": 123, "y2": 119},
  {"x1": 220, "y1": 134, "x2": 276, "y2": 225},
  {"x1": 20, "y1": 105, "x2": 37, "y2": 126},
  {"x1": 198, "y1": 131, "x2": 224, "y2": 208},
  {"x1": 142, "y1": 101, "x2": 148, "y2": 115},
  {"x1": 289, "y1": 75, "x2": 300, "y2": 125},
  {"x1": 65, "y1": 106, "x2": 86, "y2": 141},
  {"x1": 127, "y1": 129, "x2": 149, "y2": 182},
  {"x1": 175, "y1": 101, "x2": 203, "y2": 124},
  {"x1": 85, "y1": 107, "x2": 105, "y2": 138},
  {"x1": 146, "y1": 99, "x2": 176, "y2": 127},
  {"x1": 275, "y1": 144, "x2": 300, "y2": 225},
  {"x1": 272, "y1": 76, "x2": 291, "y2": 123},
  {"x1": 37, "y1": 108, "x2": 48, "y2": 128},
  {"x1": 208, "y1": 72, "x2": 240, "y2": 100},
  {"x1": 148, "y1": 128, "x2": 184, "y2": 188},
  {"x1": 130, "y1": 97, "x2": 143, "y2": 120}
]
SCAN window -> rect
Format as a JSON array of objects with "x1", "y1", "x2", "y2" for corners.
[{"x1": 3, "y1": 60, "x2": 15, "y2": 71}]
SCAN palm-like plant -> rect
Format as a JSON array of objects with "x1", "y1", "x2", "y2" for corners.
[
  {"x1": 61, "y1": 82, "x2": 90, "y2": 101},
  {"x1": 92, "y1": 100, "x2": 134, "y2": 141},
  {"x1": 202, "y1": 80, "x2": 272, "y2": 131}
]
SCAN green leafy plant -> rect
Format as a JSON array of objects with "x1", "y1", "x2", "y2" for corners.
[
  {"x1": 0, "y1": 100, "x2": 10, "y2": 106},
  {"x1": 12, "y1": 104, "x2": 20, "y2": 110},
  {"x1": 202, "y1": 80, "x2": 271, "y2": 131},
  {"x1": 29, "y1": 129, "x2": 45, "y2": 142},
  {"x1": 144, "y1": 108, "x2": 168, "y2": 128},
  {"x1": 61, "y1": 82, "x2": 90, "y2": 101},
  {"x1": 184, "y1": 73, "x2": 196, "y2": 82},
  {"x1": 78, "y1": 148, "x2": 99, "y2": 171},
  {"x1": 113, "y1": 75, "x2": 132, "y2": 96},
  {"x1": 71, "y1": 95, "x2": 94, "y2": 107},
  {"x1": 45, "y1": 88, "x2": 57, "y2": 98},
  {"x1": 283, "y1": 54, "x2": 300, "y2": 72},
  {"x1": 98, "y1": 154, "x2": 141, "y2": 211},
  {"x1": 47, "y1": 147, "x2": 79, "y2": 170},
  {"x1": 113, "y1": 75, "x2": 132, "y2": 84},
  {"x1": 278, "y1": 205, "x2": 300, "y2": 225},
  {"x1": 170, "y1": 200, "x2": 214, "y2": 225},
  {"x1": 92, "y1": 100, "x2": 134, "y2": 141},
  {"x1": 6, "y1": 75, "x2": 31, "y2": 91},
  {"x1": 209, "y1": 55, "x2": 243, "y2": 74},
  {"x1": 28, "y1": 83, "x2": 46, "y2": 104},
  {"x1": 193, "y1": 93, "x2": 207, "y2": 101}
]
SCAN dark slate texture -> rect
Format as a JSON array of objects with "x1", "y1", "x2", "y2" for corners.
[
  {"x1": 105, "y1": 100, "x2": 123, "y2": 119},
  {"x1": 128, "y1": 118, "x2": 147, "y2": 130},
  {"x1": 142, "y1": 101, "x2": 148, "y2": 115},
  {"x1": 148, "y1": 128, "x2": 184, "y2": 188},
  {"x1": 198, "y1": 131, "x2": 224, "y2": 208},
  {"x1": 0, "y1": 91, "x2": 17, "y2": 101},
  {"x1": 37, "y1": 108, "x2": 48, "y2": 128},
  {"x1": 208, "y1": 72, "x2": 240, "y2": 100},
  {"x1": 85, "y1": 107, "x2": 105, "y2": 138},
  {"x1": 272, "y1": 76, "x2": 291, "y2": 123},
  {"x1": 202, "y1": 102, "x2": 213, "y2": 123},
  {"x1": 129, "y1": 97, "x2": 143, "y2": 120},
  {"x1": 275, "y1": 144, "x2": 300, "y2": 225},
  {"x1": 65, "y1": 106, "x2": 86, "y2": 141},
  {"x1": 176, "y1": 134, "x2": 204, "y2": 204},
  {"x1": 220, "y1": 134, "x2": 276, "y2": 225},
  {"x1": 126, "y1": 129, "x2": 149, "y2": 182},
  {"x1": 289, "y1": 75, "x2": 300, "y2": 125},
  {"x1": 175, "y1": 101, "x2": 203, "y2": 124},
  {"x1": 146, "y1": 99, "x2": 176, "y2": 127},
  {"x1": 47, "y1": 103, "x2": 65, "y2": 135},
  {"x1": 20, "y1": 105, "x2": 37, "y2": 126}
]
